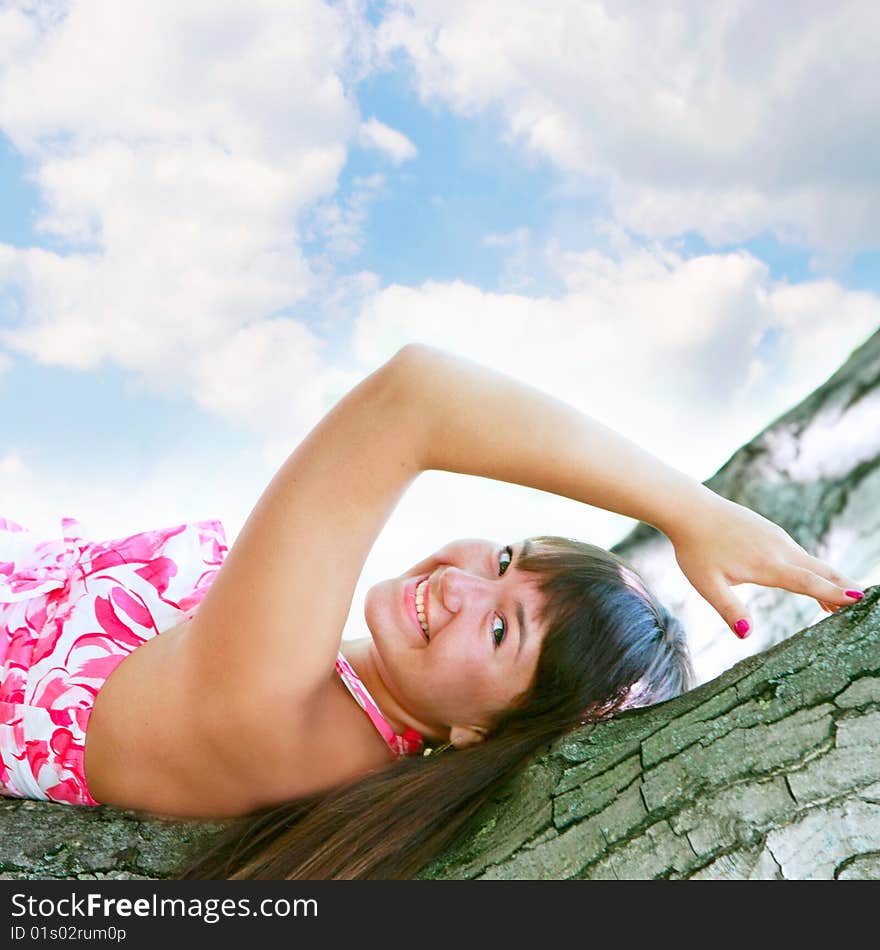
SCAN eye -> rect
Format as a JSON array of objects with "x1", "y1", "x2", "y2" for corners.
[
  {"x1": 491, "y1": 544, "x2": 513, "y2": 648},
  {"x1": 492, "y1": 615, "x2": 507, "y2": 648}
]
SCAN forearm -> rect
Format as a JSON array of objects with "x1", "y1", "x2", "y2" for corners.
[{"x1": 399, "y1": 343, "x2": 719, "y2": 539}]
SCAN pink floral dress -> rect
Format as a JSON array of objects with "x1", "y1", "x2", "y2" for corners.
[
  {"x1": 0, "y1": 515, "x2": 227, "y2": 806},
  {"x1": 0, "y1": 514, "x2": 423, "y2": 809}
]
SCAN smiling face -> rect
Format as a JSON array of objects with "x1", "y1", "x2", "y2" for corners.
[{"x1": 363, "y1": 537, "x2": 548, "y2": 745}]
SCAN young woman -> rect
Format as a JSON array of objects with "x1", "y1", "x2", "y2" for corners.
[{"x1": 0, "y1": 343, "x2": 864, "y2": 879}]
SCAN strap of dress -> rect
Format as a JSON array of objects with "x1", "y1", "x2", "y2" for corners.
[{"x1": 335, "y1": 651, "x2": 424, "y2": 757}]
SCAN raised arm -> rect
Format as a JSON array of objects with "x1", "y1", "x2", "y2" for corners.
[
  {"x1": 184, "y1": 338, "x2": 713, "y2": 726},
  {"x1": 401, "y1": 344, "x2": 865, "y2": 636},
  {"x1": 403, "y1": 343, "x2": 715, "y2": 537},
  {"x1": 180, "y1": 346, "x2": 426, "y2": 723},
  {"x1": 183, "y1": 342, "x2": 863, "y2": 740}
]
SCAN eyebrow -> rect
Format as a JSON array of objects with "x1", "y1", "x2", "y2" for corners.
[{"x1": 514, "y1": 539, "x2": 533, "y2": 660}]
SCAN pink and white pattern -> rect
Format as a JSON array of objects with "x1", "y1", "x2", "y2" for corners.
[
  {"x1": 1, "y1": 514, "x2": 424, "y2": 808},
  {"x1": 0, "y1": 515, "x2": 227, "y2": 806}
]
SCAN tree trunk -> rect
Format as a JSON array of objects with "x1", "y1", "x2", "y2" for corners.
[
  {"x1": 2, "y1": 330, "x2": 878, "y2": 880},
  {"x1": 419, "y1": 587, "x2": 880, "y2": 879}
]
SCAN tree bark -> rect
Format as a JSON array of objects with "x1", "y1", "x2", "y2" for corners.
[
  {"x1": 2, "y1": 330, "x2": 878, "y2": 880},
  {"x1": 419, "y1": 587, "x2": 880, "y2": 879}
]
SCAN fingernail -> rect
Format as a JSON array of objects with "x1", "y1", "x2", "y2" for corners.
[
  {"x1": 845, "y1": 590, "x2": 864, "y2": 600},
  {"x1": 733, "y1": 618, "x2": 750, "y2": 638}
]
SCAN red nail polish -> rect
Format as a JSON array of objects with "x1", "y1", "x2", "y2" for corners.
[
  {"x1": 733, "y1": 618, "x2": 750, "y2": 637},
  {"x1": 845, "y1": 590, "x2": 864, "y2": 600}
]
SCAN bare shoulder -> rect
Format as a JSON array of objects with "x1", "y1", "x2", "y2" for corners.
[
  {"x1": 82, "y1": 620, "x2": 245, "y2": 817},
  {"x1": 84, "y1": 625, "x2": 395, "y2": 819}
]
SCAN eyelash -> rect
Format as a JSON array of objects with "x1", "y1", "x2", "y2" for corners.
[{"x1": 493, "y1": 545, "x2": 513, "y2": 648}]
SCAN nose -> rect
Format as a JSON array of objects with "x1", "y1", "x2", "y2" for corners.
[{"x1": 438, "y1": 565, "x2": 492, "y2": 616}]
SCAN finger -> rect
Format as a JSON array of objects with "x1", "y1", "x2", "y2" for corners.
[
  {"x1": 699, "y1": 573, "x2": 752, "y2": 639},
  {"x1": 798, "y1": 554, "x2": 865, "y2": 600},
  {"x1": 783, "y1": 564, "x2": 864, "y2": 606}
]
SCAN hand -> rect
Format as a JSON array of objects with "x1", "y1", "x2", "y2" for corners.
[{"x1": 668, "y1": 493, "x2": 866, "y2": 639}]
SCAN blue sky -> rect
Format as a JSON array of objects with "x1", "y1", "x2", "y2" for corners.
[{"x1": 1, "y1": 1, "x2": 878, "y2": 680}]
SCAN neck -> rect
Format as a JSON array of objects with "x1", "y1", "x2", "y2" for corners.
[{"x1": 340, "y1": 636, "x2": 447, "y2": 743}]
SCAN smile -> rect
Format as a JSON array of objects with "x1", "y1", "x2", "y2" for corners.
[
  {"x1": 415, "y1": 577, "x2": 430, "y2": 639},
  {"x1": 406, "y1": 574, "x2": 430, "y2": 643}
]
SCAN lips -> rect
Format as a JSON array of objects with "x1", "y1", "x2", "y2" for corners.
[{"x1": 405, "y1": 574, "x2": 430, "y2": 643}]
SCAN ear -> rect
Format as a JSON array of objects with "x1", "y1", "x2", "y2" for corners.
[{"x1": 449, "y1": 724, "x2": 488, "y2": 749}]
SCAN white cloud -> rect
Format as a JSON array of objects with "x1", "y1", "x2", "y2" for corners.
[
  {"x1": 376, "y1": 0, "x2": 880, "y2": 258},
  {"x1": 357, "y1": 117, "x2": 418, "y2": 165},
  {"x1": 350, "y1": 242, "x2": 880, "y2": 487},
  {"x1": 189, "y1": 315, "x2": 362, "y2": 442},
  {"x1": 0, "y1": 440, "x2": 277, "y2": 554},
  {"x1": 0, "y1": 0, "x2": 378, "y2": 409}
]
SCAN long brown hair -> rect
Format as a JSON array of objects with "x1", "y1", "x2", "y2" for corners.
[{"x1": 173, "y1": 535, "x2": 694, "y2": 879}]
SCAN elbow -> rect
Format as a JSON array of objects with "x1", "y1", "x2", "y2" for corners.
[
  {"x1": 384, "y1": 342, "x2": 439, "y2": 391},
  {"x1": 391, "y1": 341, "x2": 439, "y2": 366},
  {"x1": 380, "y1": 344, "x2": 438, "y2": 467}
]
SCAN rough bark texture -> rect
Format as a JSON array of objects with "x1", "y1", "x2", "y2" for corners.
[
  {"x1": 2, "y1": 330, "x2": 879, "y2": 880},
  {"x1": 418, "y1": 587, "x2": 880, "y2": 879}
]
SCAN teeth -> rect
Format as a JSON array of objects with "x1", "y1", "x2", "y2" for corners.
[{"x1": 415, "y1": 578, "x2": 430, "y2": 638}]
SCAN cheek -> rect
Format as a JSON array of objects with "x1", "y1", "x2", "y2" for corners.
[
  {"x1": 363, "y1": 580, "x2": 396, "y2": 640},
  {"x1": 430, "y1": 637, "x2": 491, "y2": 696}
]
